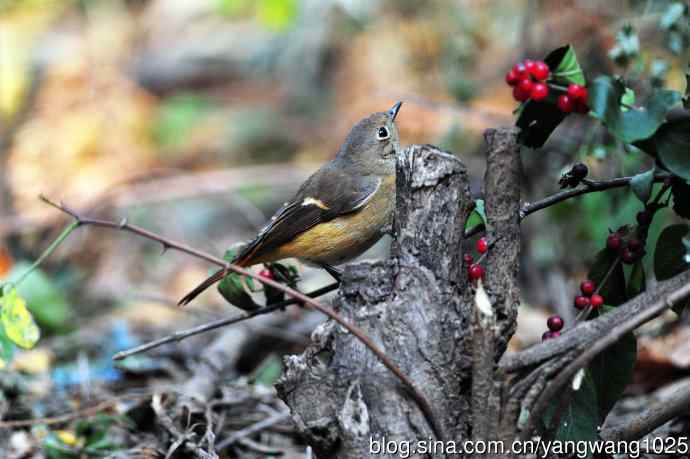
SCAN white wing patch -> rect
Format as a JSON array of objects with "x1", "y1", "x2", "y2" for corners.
[{"x1": 301, "y1": 197, "x2": 330, "y2": 209}]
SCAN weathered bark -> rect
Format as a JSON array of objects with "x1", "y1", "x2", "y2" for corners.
[{"x1": 277, "y1": 129, "x2": 522, "y2": 458}]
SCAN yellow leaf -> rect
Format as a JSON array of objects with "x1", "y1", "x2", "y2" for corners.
[
  {"x1": 56, "y1": 430, "x2": 82, "y2": 447},
  {"x1": 1, "y1": 289, "x2": 40, "y2": 349}
]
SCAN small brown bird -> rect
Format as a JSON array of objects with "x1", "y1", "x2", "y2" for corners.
[{"x1": 178, "y1": 102, "x2": 402, "y2": 307}]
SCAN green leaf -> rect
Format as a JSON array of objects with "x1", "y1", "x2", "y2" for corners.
[
  {"x1": 671, "y1": 177, "x2": 690, "y2": 219},
  {"x1": 589, "y1": 308, "x2": 637, "y2": 420},
  {"x1": 252, "y1": 354, "x2": 283, "y2": 386},
  {"x1": 627, "y1": 260, "x2": 646, "y2": 299},
  {"x1": 218, "y1": 273, "x2": 260, "y2": 311},
  {"x1": 550, "y1": 44, "x2": 585, "y2": 86},
  {"x1": 587, "y1": 248, "x2": 626, "y2": 306},
  {"x1": 3, "y1": 262, "x2": 72, "y2": 332},
  {"x1": 0, "y1": 325, "x2": 15, "y2": 369},
  {"x1": 589, "y1": 76, "x2": 682, "y2": 143},
  {"x1": 629, "y1": 168, "x2": 655, "y2": 203},
  {"x1": 257, "y1": 0, "x2": 297, "y2": 31},
  {"x1": 545, "y1": 370, "x2": 599, "y2": 457},
  {"x1": 465, "y1": 199, "x2": 486, "y2": 230},
  {"x1": 0, "y1": 289, "x2": 40, "y2": 349},
  {"x1": 653, "y1": 118, "x2": 690, "y2": 181},
  {"x1": 654, "y1": 224, "x2": 690, "y2": 313}
]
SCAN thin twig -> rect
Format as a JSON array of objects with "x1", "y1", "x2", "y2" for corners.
[
  {"x1": 112, "y1": 283, "x2": 338, "y2": 360},
  {"x1": 41, "y1": 195, "x2": 444, "y2": 441},
  {"x1": 216, "y1": 411, "x2": 291, "y2": 450},
  {"x1": 0, "y1": 393, "x2": 148, "y2": 428},
  {"x1": 519, "y1": 174, "x2": 669, "y2": 219},
  {"x1": 519, "y1": 280, "x2": 690, "y2": 440}
]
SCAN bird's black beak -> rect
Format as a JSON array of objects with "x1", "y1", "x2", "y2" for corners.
[{"x1": 388, "y1": 101, "x2": 403, "y2": 121}]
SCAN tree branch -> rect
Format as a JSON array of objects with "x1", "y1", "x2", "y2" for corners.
[
  {"x1": 40, "y1": 195, "x2": 442, "y2": 441},
  {"x1": 516, "y1": 272, "x2": 690, "y2": 439},
  {"x1": 600, "y1": 377, "x2": 690, "y2": 441}
]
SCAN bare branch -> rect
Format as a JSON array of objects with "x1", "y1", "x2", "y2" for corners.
[
  {"x1": 41, "y1": 195, "x2": 442, "y2": 441},
  {"x1": 601, "y1": 377, "x2": 690, "y2": 441}
]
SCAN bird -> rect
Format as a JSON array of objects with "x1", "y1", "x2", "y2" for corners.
[{"x1": 178, "y1": 102, "x2": 402, "y2": 307}]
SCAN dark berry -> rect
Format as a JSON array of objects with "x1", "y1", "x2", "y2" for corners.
[
  {"x1": 259, "y1": 269, "x2": 274, "y2": 280},
  {"x1": 532, "y1": 61, "x2": 550, "y2": 81},
  {"x1": 530, "y1": 83, "x2": 549, "y2": 101},
  {"x1": 547, "y1": 315, "x2": 564, "y2": 332},
  {"x1": 636, "y1": 210, "x2": 652, "y2": 227},
  {"x1": 505, "y1": 69, "x2": 520, "y2": 86},
  {"x1": 606, "y1": 234, "x2": 621, "y2": 251},
  {"x1": 557, "y1": 95, "x2": 574, "y2": 113},
  {"x1": 513, "y1": 85, "x2": 531, "y2": 102},
  {"x1": 571, "y1": 163, "x2": 588, "y2": 180},
  {"x1": 476, "y1": 237, "x2": 488, "y2": 254},
  {"x1": 574, "y1": 295, "x2": 590, "y2": 310},
  {"x1": 468, "y1": 264, "x2": 484, "y2": 281},
  {"x1": 551, "y1": 331, "x2": 561, "y2": 338},
  {"x1": 580, "y1": 280, "x2": 596, "y2": 296},
  {"x1": 627, "y1": 238, "x2": 642, "y2": 252},
  {"x1": 542, "y1": 331, "x2": 553, "y2": 341},
  {"x1": 590, "y1": 294, "x2": 604, "y2": 309},
  {"x1": 621, "y1": 247, "x2": 636, "y2": 264},
  {"x1": 464, "y1": 253, "x2": 474, "y2": 264},
  {"x1": 574, "y1": 100, "x2": 589, "y2": 113}
]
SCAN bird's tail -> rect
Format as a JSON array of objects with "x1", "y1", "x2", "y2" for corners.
[{"x1": 178, "y1": 268, "x2": 229, "y2": 306}]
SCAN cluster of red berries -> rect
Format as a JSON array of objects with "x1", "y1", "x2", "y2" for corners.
[
  {"x1": 466, "y1": 237, "x2": 489, "y2": 281},
  {"x1": 505, "y1": 60, "x2": 551, "y2": 102},
  {"x1": 573, "y1": 279, "x2": 604, "y2": 310},
  {"x1": 557, "y1": 84, "x2": 589, "y2": 114},
  {"x1": 606, "y1": 208, "x2": 653, "y2": 265},
  {"x1": 543, "y1": 315, "x2": 564, "y2": 341}
]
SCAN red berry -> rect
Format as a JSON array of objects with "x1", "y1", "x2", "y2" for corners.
[
  {"x1": 621, "y1": 247, "x2": 637, "y2": 264},
  {"x1": 551, "y1": 331, "x2": 561, "y2": 338},
  {"x1": 590, "y1": 294, "x2": 604, "y2": 309},
  {"x1": 476, "y1": 237, "x2": 488, "y2": 254},
  {"x1": 505, "y1": 69, "x2": 520, "y2": 86},
  {"x1": 513, "y1": 85, "x2": 531, "y2": 102},
  {"x1": 513, "y1": 62, "x2": 527, "y2": 78},
  {"x1": 464, "y1": 253, "x2": 474, "y2": 264},
  {"x1": 468, "y1": 264, "x2": 484, "y2": 281},
  {"x1": 547, "y1": 315, "x2": 564, "y2": 332},
  {"x1": 580, "y1": 280, "x2": 596, "y2": 296},
  {"x1": 567, "y1": 84, "x2": 587, "y2": 101},
  {"x1": 574, "y1": 295, "x2": 590, "y2": 310},
  {"x1": 531, "y1": 60, "x2": 550, "y2": 81},
  {"x1": 518, "y1": 78, "x2": 533, "y2": 93},
  {"x1": 524, "y1": 59, "x2": 536, "y2": 75},
  {"x1": 557, "y1": 95, "x2": 574, "y2": 113},
  {"x1": 606, "y1": 233, "x2": 621, "y2": 251},
  {"x1": 530, "y1": 83, "x2": 549, "y2": 101},
  {"x1": 259, "y1": 268, "x2": 274, "y2": 280},
  {"x1": 542, "y1": 331, "x2": 553, "y2": 341}
]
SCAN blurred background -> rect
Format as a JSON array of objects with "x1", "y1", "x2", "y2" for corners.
[{"x1": 1, "y1": 0, "x2": 689, "y2": 457}]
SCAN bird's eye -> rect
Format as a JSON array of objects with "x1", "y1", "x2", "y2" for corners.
[{"x1": 377, "y1": 126, "x2": 390, "y2": 140}]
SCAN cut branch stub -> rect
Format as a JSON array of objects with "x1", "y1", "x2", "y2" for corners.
[{"x1": 277, "y1": 144, "x2": 472, "y2": 458}]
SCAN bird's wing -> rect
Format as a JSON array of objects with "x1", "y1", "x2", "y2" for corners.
[{"x1": 234, "y1": 167, "x2": 381, "y2": 265}]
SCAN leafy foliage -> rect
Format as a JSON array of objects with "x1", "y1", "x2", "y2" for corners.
[
  {"x1": 588, "y1": 76, "x2": 681, "y2": 144},
  {"x1": 629, "y1": 168, "x2": 655, "y2": 203},
  {"x1": 0, "y1": 289, "x2": 40, "y2": 349},
  {"x1": 671, "y1": 177, "x2": 690, "y2": 219},
  {"x1": 654, "y1": 224, "x2": 690, "y2": 313}
]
